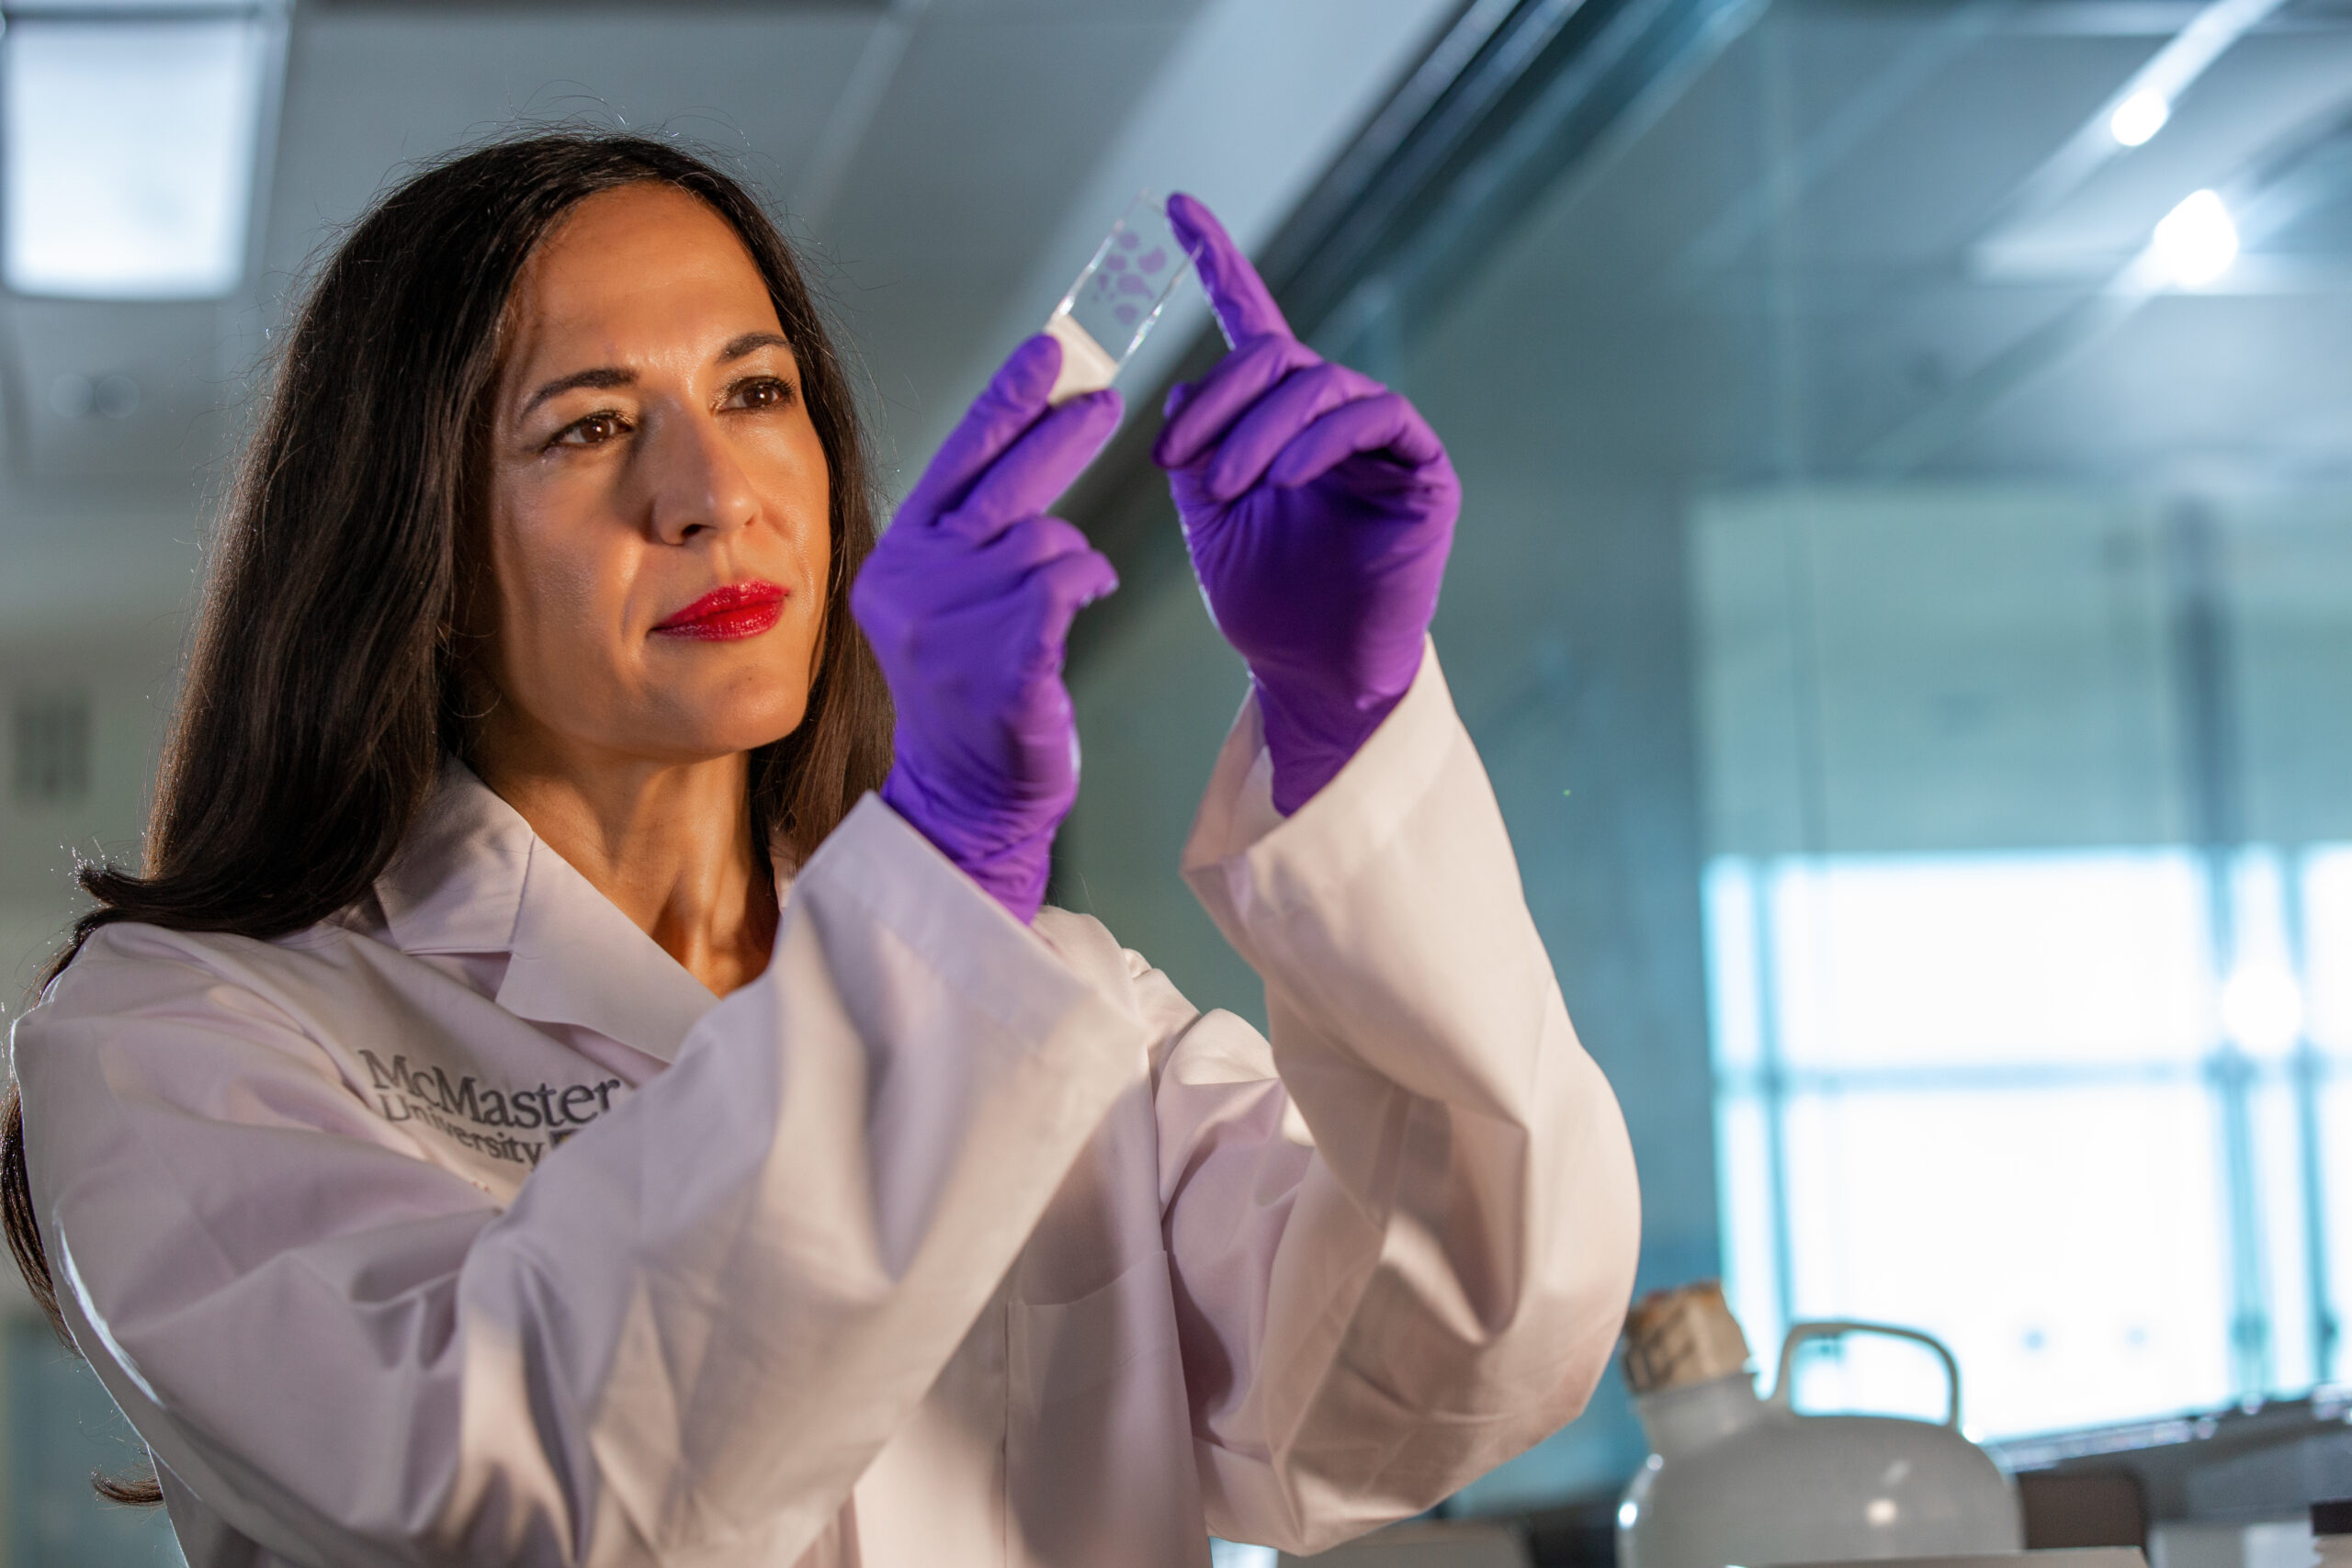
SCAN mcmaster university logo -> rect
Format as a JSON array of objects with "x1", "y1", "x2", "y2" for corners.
[{"x1": 357, "y1": 1050, "x2": 625, "y2": 1168}]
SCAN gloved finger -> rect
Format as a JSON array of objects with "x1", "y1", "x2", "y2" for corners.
[
  {"x1": 869, "y1": 515, "x2": 1091, "y2": 623},
  {"x1": 1150, "y1": 333, "x2": 1320, "y2": 471},
  {"x1": 1019, "y1": 546, "x2": 1121, "y2": 661},
  {"x1": 1204, "y1": 361, "x2": 1385, "y2": 502},
  {"x1": 896, "y1": 334, "x2": 1063, "y2": 528},
  {"x1": 974, "y1": 513, "x2": 1097, "y2": 576},
  {"x1": 1167, "y1": 192, "x2": 1292, "y2": 348},
  {"x1": 941, "y1": 387, "x2": 1123, "y2": 540},
  {"x1": 1162, "y1": 379, "x2": 1199, "y2": 423},
  {"x1": 1265, "y1": 390, "x2": 1450, "y2": 491}
]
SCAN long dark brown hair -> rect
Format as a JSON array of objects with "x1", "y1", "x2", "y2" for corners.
[{"x1": 0, "y1": 132, "x2": 891, "y2": 1500}]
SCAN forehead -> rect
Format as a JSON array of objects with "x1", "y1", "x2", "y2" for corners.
[{"x1": 505, "y1": 184, "x2": 784, "y2": 358}]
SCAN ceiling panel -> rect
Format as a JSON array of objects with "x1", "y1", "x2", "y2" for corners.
[
  {"x1": 1, "y1": 299, "x2": 230, "y2": 481},
  {"x1": 260, "y1": 7, "x2": 879, "y2": 280}
]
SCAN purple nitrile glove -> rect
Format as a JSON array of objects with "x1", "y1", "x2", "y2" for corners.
[
  {"x1": 1151, "y1": 193, "x2": 1460, "y2": 818},
  {"x1": 851, "y1": 334, "x2": 1122, "y2": 923}
]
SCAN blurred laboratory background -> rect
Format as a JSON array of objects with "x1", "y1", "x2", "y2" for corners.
[{"x1": 3, "y1": 0, "x2": 2350, "y2": 1562}]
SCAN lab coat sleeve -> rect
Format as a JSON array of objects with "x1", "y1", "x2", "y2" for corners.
[
  {"x1": 1157, "y1": 638, "x2": 1642, "y2": 1551},
  {"x1": 16, "y1": 795, "x2": 1149, "y2": 1568}
]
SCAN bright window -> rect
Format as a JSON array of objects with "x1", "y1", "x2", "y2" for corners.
[{"x1": 1697, "y1": 486, "x2": 2352, "y2": 1438}]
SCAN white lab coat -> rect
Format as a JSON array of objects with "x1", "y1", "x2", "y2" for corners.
[{"x1": 15, "y1": 643, "x2": 1639, "y2": 1568}]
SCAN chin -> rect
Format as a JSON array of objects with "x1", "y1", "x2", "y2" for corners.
[
  {"x1": 638, "y1": 650, "x2": 817, "y2": 760},
  {"x1": 687, "y1": 696, "x2": 810, "y2": 759}
]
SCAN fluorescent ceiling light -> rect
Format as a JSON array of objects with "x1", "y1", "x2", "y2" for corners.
[
  {"x1": 4, "y1": 14, "x2": 275, "y2": 299},
  {"x1": 2152, "y1": 189, "x2": 2239, "y2": 288},
  {"x1": 2109, "y1": 90, "x2": 2170, "y2": 148}
]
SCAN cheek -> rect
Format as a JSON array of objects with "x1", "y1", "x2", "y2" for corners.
[
  {"x1": 788, "y1": 430, "x2": 834, "y2": 607},
  {"x1": 743, "y1": 423, "x2": 833, "y2": 643},
  {"x1": 490, "y1": 490, "x2": 633, "y2": 696}
]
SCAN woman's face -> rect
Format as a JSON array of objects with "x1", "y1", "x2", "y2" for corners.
[{"x1": 479, "y1": 183, "x2": 831, "y2": 770}]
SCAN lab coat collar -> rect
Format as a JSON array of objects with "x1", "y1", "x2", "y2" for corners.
[{"x1": 374, "y1": 761, "x2": 719, "y2": 1063}]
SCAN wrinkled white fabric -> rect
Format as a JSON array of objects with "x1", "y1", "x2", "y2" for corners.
[{"x1": 15, "y1": 643, "x2": 1638, "y2": 1567}]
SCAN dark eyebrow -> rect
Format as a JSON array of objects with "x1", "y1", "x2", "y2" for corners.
[
  {"x1": 517, "y1": 333, "x2": 789, "y2": 420},
  {"x1": 719, "y1": 331, "x2": 792, "y2": 364},
  {"x1": 521, "y1": 366, "x2": 633, "y2": 418}
]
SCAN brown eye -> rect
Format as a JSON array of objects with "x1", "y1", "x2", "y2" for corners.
[
  {"x1": 729, "y1": 377, "x2": 794, "y2": 412},
  {"x1": 553, "y1": 411, "x2": 629, "y2": 448}
]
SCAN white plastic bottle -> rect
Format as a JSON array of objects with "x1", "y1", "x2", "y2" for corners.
[{"x1": 1618, "y1": 1283, "x2": 2021, "y2": 1568}]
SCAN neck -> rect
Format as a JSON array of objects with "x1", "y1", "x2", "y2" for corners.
[{"x1": 471, "y1": 737, "x2": 777, "y2": 998}]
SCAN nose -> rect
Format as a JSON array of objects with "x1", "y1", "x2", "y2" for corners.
[{"x1": 643, "y1": 403, "x2": 759, "y2": 545}]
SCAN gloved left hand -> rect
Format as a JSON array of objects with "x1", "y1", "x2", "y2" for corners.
[
  {"x1": 851, "y1": 334, "x2": 1122, "y2": 924},
  {"x1": 1153, "y1": 192, "x2": 1460, "y2": 817}
]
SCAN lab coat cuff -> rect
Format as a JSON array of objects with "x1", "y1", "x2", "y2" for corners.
[
  {"x1": 1180, "y1": 637, "x2": 1460, "y2": 920},
  {"x1": 803, "y1": 794, "x2": 1106, "y2": 1033}
]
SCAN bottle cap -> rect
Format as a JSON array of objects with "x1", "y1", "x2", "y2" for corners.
[{"x1": 1623, "y1": 1280, "x2": 1753, "y2": 1394}]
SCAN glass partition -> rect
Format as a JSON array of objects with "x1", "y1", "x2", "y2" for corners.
[
  {"x1": 1045, "y1": 0, "x2": 2352, "y2": 1502},
  {"x1": 1324, "y1": 0, "x2": 2352, "y2": 1479}
]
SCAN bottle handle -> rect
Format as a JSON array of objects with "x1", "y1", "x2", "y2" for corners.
[{"x1": 1768, "y1": 1319, "x2": 1962, "y2": 1429}]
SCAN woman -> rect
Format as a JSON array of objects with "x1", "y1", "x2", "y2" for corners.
[{"x1": 4, "y1": 134, "x2": 1637, "y2": 1567}]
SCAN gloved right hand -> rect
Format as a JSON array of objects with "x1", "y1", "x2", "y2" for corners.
[
  {"x1": 850, "y1": 334, "x2": 1122, "y2": 924},
  {"x1": 1151, "y1": 194, "x2": 1458, "y2": 817}
]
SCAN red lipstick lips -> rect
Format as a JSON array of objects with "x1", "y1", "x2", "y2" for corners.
[{"x1": 651, "y1": 581, "x2": 786, "y2": 641}]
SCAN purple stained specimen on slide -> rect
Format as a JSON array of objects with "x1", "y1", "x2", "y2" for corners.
[{"x1": 1051, "y1": 191, "x2": 1197, "y2": 375}]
